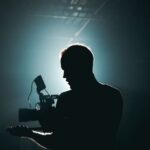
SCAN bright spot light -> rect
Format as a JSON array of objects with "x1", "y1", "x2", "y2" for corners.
[{"x1": 77, "y1": 6, "x2": 82, "y2": 11}]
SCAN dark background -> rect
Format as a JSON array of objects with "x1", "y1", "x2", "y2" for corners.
[{"x1": 0, "y1": 0, "x2": 150, "y2": 150}]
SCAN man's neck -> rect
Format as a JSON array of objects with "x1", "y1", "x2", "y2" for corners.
[{"x1": 74, "y1": 73, "x2": 99, "y2": 91}]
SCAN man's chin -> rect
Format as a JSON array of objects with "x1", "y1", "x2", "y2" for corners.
[{"x1": 69, "y1": 84, "x2": 80, "y2": 90}]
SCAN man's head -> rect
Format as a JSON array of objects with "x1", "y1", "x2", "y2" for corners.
[{"x1": 60, "y1": 44, "x2": 94, "y2": 89}]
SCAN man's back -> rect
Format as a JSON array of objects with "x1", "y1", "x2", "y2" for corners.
[{"x1": 55, "y1": 81, "x2": 123, "y2": 150}]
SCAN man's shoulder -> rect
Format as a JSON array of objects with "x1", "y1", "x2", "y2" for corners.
[
  {"x1": 95, "y1": 83, "x2": 122, "y2": 100},
  {"x1": 58, "y1": 90, "x2": 73, "y2": 100},
  {"x1": 57, "y1": 90, "x2": 73, "y2": 107},
  {"x1": 102, "y1": 84, "x2": 123, "y2": 105},
  {"x1": 59, "y1": 90, "x2": 72, "y2": 96}
]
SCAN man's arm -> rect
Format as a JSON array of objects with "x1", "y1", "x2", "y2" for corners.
[
  {"x1": 7, "y1": 125, "x2": 55, "y2": 150},
  {"x1": 25, "y1": 131, "x2": 53, "y2": 150}
]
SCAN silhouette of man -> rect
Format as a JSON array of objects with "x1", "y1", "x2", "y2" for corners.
[{"x1": 8, "y1": 44, "x2": 123, "y2": 150}]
